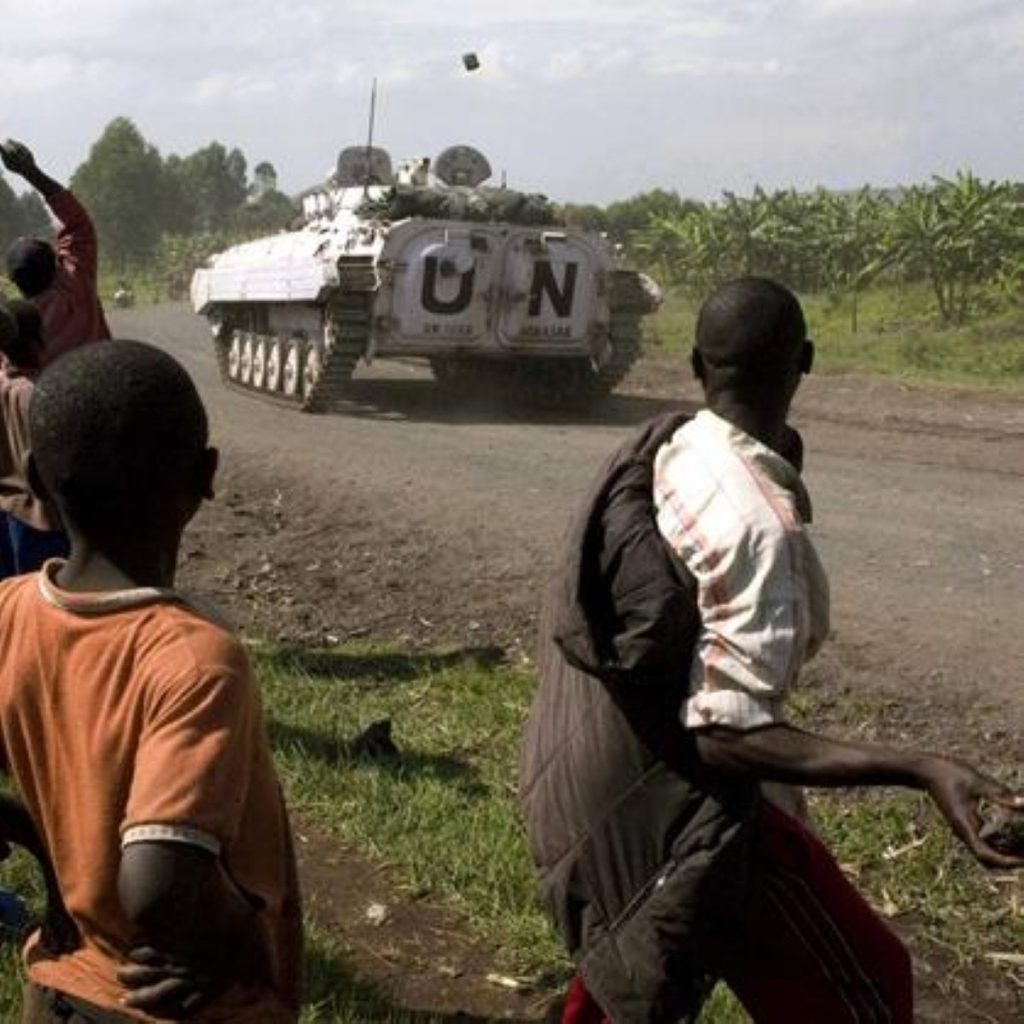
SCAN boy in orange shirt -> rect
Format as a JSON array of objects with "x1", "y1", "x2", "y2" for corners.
[{"x1": 0, "y1": 340, "x2": 302, "y2": 1022}]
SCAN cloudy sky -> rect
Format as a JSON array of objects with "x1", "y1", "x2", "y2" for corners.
[{"x1": 1, "y1": 0, "x2": 1022, "y2": 203}]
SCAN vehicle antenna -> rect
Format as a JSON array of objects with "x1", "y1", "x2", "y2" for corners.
[{"x1": 363, "y1": 76, "x2": 378, "y2": 197}]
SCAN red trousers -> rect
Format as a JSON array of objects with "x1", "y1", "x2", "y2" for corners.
[{"x1": 562, "y1": 803, "x2": 913, "y2": 1024}]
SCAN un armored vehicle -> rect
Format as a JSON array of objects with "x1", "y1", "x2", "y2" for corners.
[{"x1": 191, "y1": 144, "x2": 660, "y2": 411}]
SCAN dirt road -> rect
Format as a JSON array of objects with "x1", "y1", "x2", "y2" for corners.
[
  {"x1": 114, "y1": 303, "x2": 1024, "y2": 743},
  {"x1": 107, "y1": 304, "x2": 1023, "y2": 1021}
]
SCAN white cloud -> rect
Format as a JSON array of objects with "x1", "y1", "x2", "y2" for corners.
[
  {"x1": 542, "y1": 44, "x2": 635, "y2": 83},
  {"x1": 193, "y1": 72, "x2": 280, "y2": 103},
  {"x1": 1, "y1": 0, "x2": 1021, "y2": 201},
  {"x1": 338, "y1": 0, "x2": 737, "y2": 33},
  {"x1": 0, "y1": 53, "x2": 114, "y2": 98}
]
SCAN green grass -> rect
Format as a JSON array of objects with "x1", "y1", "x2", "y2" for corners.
[
  {"x1": 253, "y1": 642, "x2": 1022, "y2": 1020},
  {"x1": 258, "y1": 641, "x2": 752, "y2": 1022},
  {"x1": 98, "y1": 270, "x2": 177, "y2": 308},
  {"x1": 257, "y1": 644, "x2": 561, "y2": 976},
  {"x1": 646, "y1": 283, "x2": 1024, "y2": 389},
  {"x1": 0, "y1": 642, "x2": 1018, "y2": 1021},
  {"x1": 0, "y1": 849, "x2": 45, "y2": 1017},
  {"x1": 98, "y1": 261, "x2": 1024, "y2": 391}
]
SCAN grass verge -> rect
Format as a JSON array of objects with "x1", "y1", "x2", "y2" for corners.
[
  {"x1": 255, "y1": 642, "x2": 1022, "y2": 1020},
  {"x1": 0, "y1": 641, "x2": 1018, "y2": 1021},
  {"x1": 647, "y1": 284, "x2": 1024, "y2": 390}
]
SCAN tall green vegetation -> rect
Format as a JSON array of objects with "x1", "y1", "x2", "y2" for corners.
[
  {"x1": 0, "y1": 175, "x2": 49, "y2": 253},
  {"x1": 8, "y1": 116, "x2": 1023, "y2": 328},
  {"x1": 621, "y1": 173, "x2": 1023, "y2": 327},
  {"x1": 70, "y1": 118, "x2": 171, "y2": 269},
  {"x1": 5, "y1": 116, "x2": 300, "y2": 288}
]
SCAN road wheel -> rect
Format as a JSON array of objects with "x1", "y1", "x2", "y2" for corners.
[
  {"x1": 282, "y1": 338, "x2": 303, "y2": 397},
  {"x1": 240, "y1": 335, "x2": 255, "y2": 385},
  {"x1": 251, "y1": 337, "x2": 268, "y2": 390},
  {"x1": 302, "y1": 340, "x2": 324, "y2": 403},
  {"x1": 227, "y1": 333, "x2": 243, "y2": 380},
  {"x1": 265, "y1": 338, "x2": 284, "y2": 392}
]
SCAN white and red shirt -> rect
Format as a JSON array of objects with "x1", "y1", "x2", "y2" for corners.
[{"x1": 654, "y1": 409, "x2": 830, "y2": 731}]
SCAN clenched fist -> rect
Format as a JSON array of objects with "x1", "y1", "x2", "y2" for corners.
[{"x1": 0, "y1": 139, "x2": 38, "y2": 178}]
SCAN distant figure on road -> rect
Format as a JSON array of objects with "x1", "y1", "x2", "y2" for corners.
[
  {"x1": 520, "y1": 277, "x2": 1024, "y2": 1024},
  {"x1": 2, "y1": 139, "x2": 111, "y2": 366},
  {"x1": 112, "y1": 279, "x2": 135, "y2": 309}
]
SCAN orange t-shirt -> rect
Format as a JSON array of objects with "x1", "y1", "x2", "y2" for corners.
[{"x1": 0, "y1": 562, "x2": 302, "y2": 1022}]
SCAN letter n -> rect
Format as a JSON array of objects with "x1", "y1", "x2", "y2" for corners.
[{"x1": 528, "y1": 262, "x2": 578, "y2": 318}]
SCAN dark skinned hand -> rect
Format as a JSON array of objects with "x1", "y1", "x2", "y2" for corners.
[
  {"x1": 923, "y1": 757, "x2": 1024, "y2": 869},
  {"x1": 117, "y1": 945, "x2": 215, "y2": 1018},
  {"x1": 0, "y1": 140, "x2": 38, "y2": 178}
]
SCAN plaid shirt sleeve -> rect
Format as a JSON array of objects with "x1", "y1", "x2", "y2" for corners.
[{"x1": 655, "y1": 415, "x2": 830, "y2": 732}]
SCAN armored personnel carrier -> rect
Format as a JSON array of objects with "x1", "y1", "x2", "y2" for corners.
[{"x1": 191, "y1": 144, "x2": 660, "y2": 411}]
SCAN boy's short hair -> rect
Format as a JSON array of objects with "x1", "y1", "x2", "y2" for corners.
[
  {"x1": 696, "y1": 277, "x2": 806, "y2": 375},
  {"x1": 30, "y1": 340, "x2": 209, "y2": 536},
  {"x1": 5, "y1": 238, "x2": 58, "y2": 298},
  {"x1": 0, "y1": 298, "x2": 44, "y2": 369}
]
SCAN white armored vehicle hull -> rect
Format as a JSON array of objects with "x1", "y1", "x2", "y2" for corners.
[{"x1": 192, "y1": 145, "x2": 659, "y2": 411}]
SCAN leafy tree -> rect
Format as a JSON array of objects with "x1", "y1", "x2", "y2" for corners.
[
  {"x1": 152, "y1": 232, "x2": 233, "y2": 300},
  {"x1": 17, "y1": 191, "x2": 50, "y2": 236},
  {"x1": 559, "y1": 203, "x2": 608, "y2": 233},
  {"x1": 161, "y1": 154, "x2": 198, "y2": 236},
  {"x1": 0, "y1": 175, "x2": 51, "y2": 256},
  {"x1": 167, "y1": 143, "x2": 249, "y2": 233},
  {"x1": 0, "y1": 174, "x2": 25, "y2": 254},
  {"x1": 233, "y1": 190, "x2": 298, "y2": 234},
  {"x1": 816, "y1": 188, "x2": 892, "y2": 331},
  {"x1": 627, "y1": 173, "x2": 1022, "y2": 324},
  {"x1": 70, "y1": 117, "x2": 170, "y2": 269},
  {"x1": 604, "y1": 189, "x2": 695, "y2": 243},
  {"x1": 884, "y1": 173, "x2": 1019, "y2": 323}
]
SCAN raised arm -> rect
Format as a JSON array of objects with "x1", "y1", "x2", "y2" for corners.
[
  {"x1": 1, "y1": 139, "x2": 98, "y2": 278},
  {"x1": 695, "y1": 723, "x2": 1024, "y2": 869},
  {"x1": 1, "y1": 140, "x2": 62, "y2": 200}
]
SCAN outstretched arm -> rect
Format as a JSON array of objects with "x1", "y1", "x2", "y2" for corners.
[
  {"x1": 695, "y1": 724, "x2": 1024, "y2": 869},
  {"x1": 0, "y1": 793, "x2": 79, "y2": 953},
  {"x1": 0, "y1": 141, "x2": 62, "y2": 200}
]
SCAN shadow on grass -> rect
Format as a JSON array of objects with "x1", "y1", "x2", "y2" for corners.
[
  {"x1": 258, "y1": 646, "x2": 508, "y2": 684},
  {"x1": 304, "y1": 938, "x2": 548, "y2": 1022},
  {"x1": 269, "y1": 718, "x2": 489, "y2": 800}
]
